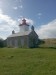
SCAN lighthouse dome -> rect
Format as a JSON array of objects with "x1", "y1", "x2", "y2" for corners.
[{"x1": 19, "y1": 19, "x2": 29, "y2": 32}]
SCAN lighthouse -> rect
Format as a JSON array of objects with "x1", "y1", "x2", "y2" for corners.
[
  {"x1": 7, "y1": 18, "x2": 39, "y2": 48},
  {"x1": 19, "y1": 19, "x2": 29, "y2": 32}
]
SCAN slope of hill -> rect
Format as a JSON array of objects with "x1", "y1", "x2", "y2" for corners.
[{"x1": 39, "y1": 38, "x2": 56, "y2": 48}]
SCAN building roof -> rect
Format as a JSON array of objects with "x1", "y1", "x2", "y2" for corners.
[{"x1": 8, "y1": 31, "x2": 31, "y2": 38}]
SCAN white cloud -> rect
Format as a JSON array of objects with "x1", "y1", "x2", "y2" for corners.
[
  {"x1": 13, "y1": 5, "x2": 23, "y2": 10},
  {"x1": 37, "y1": 13, "x2": 42, "y2": 19},
  {"x1": 36, "y1": 19, "x2": 56, "y2": 39},
  {"x1": 13, "y1": 6, "x2": 18, "y2": 10},
  {"x1": 13, "y1": 0, "x2": 23, "y2": 9},
  {"x1": 37, "y1": 13, "x2": 42, "y2": 16},
  {"x1": 0, "y1": 9, "x2": 19, "y2": 39},
  {"x1": 0, "y1": 15, "x2": 17, "y2": 26}
]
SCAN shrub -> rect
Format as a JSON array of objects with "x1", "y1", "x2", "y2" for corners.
[{"x1": 0, "y1": 39, "x2": 4, "y2": 48}]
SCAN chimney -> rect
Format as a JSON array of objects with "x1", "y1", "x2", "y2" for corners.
[
  {"x1": 12, "y1": 30, "x2": 15, "y2": 34},
  {"x1": 31, "y1": 25, "x2": 34, "y2": 31}
]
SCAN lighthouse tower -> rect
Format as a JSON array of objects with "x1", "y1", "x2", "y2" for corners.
[{"x1": 19, "y1": 19, "x2": 29, "y2": 32}]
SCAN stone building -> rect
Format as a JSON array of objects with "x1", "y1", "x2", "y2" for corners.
[{"x1": 7, "y1": 19, "x2": 39, "y2": 48}]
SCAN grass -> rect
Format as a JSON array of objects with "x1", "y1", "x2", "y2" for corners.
[
  {"x1": 0, "y1": 48, "x2": 56, "y2": 75},
  {"x1": 40, "y1": 39, "x2": 56, "y2": 48}
]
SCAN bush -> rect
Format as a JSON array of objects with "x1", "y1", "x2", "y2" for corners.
[{"x1": 0, "y1": 39, "x2": 4, "y2": 48}]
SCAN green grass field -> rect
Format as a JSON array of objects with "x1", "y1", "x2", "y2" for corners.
[{"x1": 0, "y1": 48, "x2": 56, "y2": 75}]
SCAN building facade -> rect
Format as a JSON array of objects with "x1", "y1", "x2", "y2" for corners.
[{"x1": 7, "y1": 19, "x2": 39, "y2": 48}]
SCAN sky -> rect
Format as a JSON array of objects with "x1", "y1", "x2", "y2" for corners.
[{"x1": 0, "y1": 0, "x2": 56, "y2": 39}]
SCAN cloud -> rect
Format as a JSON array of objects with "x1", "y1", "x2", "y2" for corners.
[
  {"x1": 36, "y1": 19, "x2": 56, "y2": 39},
  {"x1": 0, "y1": 9, "x2": 19, "y2": 39},
  {"x1": 0, "y1": 15, "x2": 17, "y2": 26},
  {"x1": 14, "y1": 0, "x2": 23, "y2": 9},
  {"x1": 37, "y1": 13, "x2": 42, "y2": 19},
  {"x1": 13, "y1": 6, "x2": 18, "y2": 10},
  {"x1": 13, "y1": 5, "x2": 23, "y2": 10},
  {"x1": 37, "y1": 13, "x2": 42, "y2": 16}
]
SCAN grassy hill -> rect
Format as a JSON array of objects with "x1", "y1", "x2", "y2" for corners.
[
  {"x1": 0, "y1": 48, "x2": 56, "y2": 75},
  {"x1": 39, "y1": 38, "x2": 56, "y2": 48}
]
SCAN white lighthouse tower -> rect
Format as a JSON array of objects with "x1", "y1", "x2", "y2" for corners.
[{"x1": 19, "y1": 19, "x2": 29, "y2": 32}]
